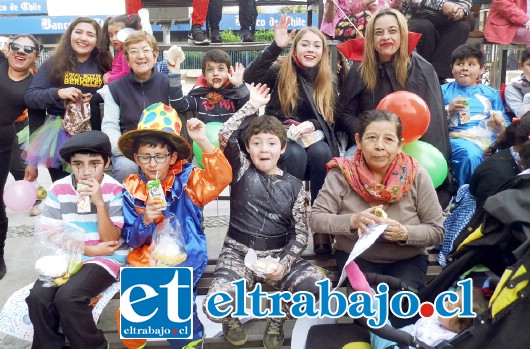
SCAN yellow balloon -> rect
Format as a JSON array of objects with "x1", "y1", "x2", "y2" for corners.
[{"x1": 342, "y1": 342, "x2": 373, "y2": 349}]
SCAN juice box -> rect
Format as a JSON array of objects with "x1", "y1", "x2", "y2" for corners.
[
  {"x1": 76, "y1": 183, "x2": 91, "y2": 213},
  {"x1": 147, "y1": 179, "x2": 167, "y2": 208},
  {"x1": 459, "y1": 99, "x2": 470, "y2": 124}
]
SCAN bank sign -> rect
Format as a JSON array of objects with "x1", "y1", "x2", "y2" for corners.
[
  {"x1": 0, "y1": 13, "x2": 317, "y2": 35},
  {"x1": 0, "y1": 0, "x2": 47, "y2": 15}
]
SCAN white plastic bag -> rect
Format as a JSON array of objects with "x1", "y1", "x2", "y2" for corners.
[{"x1": 33, "y1": 221, "x2": 85, "y2": 287}]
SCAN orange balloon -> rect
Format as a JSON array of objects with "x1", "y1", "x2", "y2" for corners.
[{"x1": 376, "y1": 91, "x2": 431, "y2": 144}]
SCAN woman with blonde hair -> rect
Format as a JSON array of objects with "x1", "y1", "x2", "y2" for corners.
[
  {"x1": 337, "y1": 8, "x2": 452, "y2": 204},
  {"x1": 244, "y1": 15, "x2": 339, "y2": 254}
]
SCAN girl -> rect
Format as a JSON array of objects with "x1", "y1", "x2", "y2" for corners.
[
  {"x1": 24, "y1": 17, "x2": 112, "y2": 182},
  {"x1": 101, "y1": 14, "x2": 142, "y2": 84}
]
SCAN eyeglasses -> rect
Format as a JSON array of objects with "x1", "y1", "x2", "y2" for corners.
[
  {"x1": 128, "y1": 48, "x2": 154, "y2": 57},
  {"x1": 136, "y1": 153, "x2": 171, "y2": 164},
  {"x1": 9, "y1": 42, "x2": 37, "y2": 54}
]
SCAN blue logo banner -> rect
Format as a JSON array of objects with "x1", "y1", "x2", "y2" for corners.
[
  {"x1": 120, "y1": 267, "x2": 193, "y2": 340},
  {"x1": 0, "y1": 0, "x2": 47, "y2": 15}
]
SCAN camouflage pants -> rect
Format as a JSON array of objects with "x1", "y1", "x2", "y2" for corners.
[{"x1": 203, "y1": 237, "x2": 327, "y2": 325}]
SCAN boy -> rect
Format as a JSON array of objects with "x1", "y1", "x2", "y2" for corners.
[
  {"x1": 26, "y1": 130, "x2": 125, "y2": 349},
  {"x1": 442, "y1": 43, "x2": 511, "y2": 187},
  {"x1": 202, "y1": 84, "x2": 327, "y2": 349},
  {"x1": 117, "y1": 102, "x2": 232, "y2": 349},
  {"x1": 171, "y1": 49, "x2": 249, "y2": 124}
]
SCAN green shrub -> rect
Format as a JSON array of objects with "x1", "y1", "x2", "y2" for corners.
[
  {"x1": 220, "y1": 30, "x2": 240, "y2": 43},
  {"x1": 254, "y1": 30, "x2": 274, "y2": 43}
]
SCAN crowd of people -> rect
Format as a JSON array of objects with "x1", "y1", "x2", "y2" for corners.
[{"x1": 0, "y1": 3, "x2": 529, "y2": 348}]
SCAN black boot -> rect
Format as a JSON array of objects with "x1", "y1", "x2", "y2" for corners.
[{"x1": 0, "y1": 218, "x2": 7, "y2": 279}]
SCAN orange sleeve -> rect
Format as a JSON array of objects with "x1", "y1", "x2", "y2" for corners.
[{"x1": 185, "y1": 148, "x2": 232, "y2": 207}]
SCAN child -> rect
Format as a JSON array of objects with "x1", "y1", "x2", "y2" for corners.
[
  {"x1": 117, "y1": 102, "x2": 232, "y2": 349},
  {"x1": 25, "y1": 130, "x2": 126, "y2": 349},
  {"x1": 202, "y1": 84, "x2": 327, "y2": 349},
  {"x1": 370, "y1": 288, "x2": 489, "y2": 348},
  {"x1": 504, "y1": 48, "x2": 530, "y2": 118},
  {"x1": 171, "y1": 49, "x2": 249, "y2": 124},
  {"x1": 442, "y1": 43, "x2": 511, "y2": 187},
  {"x1": 102, "y1": 14, "x2": 142, "y2": 84}
]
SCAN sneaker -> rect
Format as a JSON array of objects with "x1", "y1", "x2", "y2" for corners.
[
  {"x1": 188, "y1": 25, "x2": 210, "y2": 45},
  {"x1": 263, "y1": 321, "x2": 284, "y2": 349},
  {"x1": 29, "y1": 204, "x2": 43, "y2": 217},
  {"x1": 222, "y1": 318, "x2": 247, "y2": 346},
  {"x1": 240, "y1": 28, "x2": 254, "y2": 42},
  {"x1": 210, "y1": 29, "x2": 222, "y2": 43}
]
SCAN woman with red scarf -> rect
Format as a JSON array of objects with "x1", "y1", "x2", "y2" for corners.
[{"x1": 310, "y1": 109, "x2": 444, "y2": 291}]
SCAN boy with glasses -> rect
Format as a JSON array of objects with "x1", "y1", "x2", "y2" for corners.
[{"x1": 116, "y1": 102, "x2": 232, "y2": 349}]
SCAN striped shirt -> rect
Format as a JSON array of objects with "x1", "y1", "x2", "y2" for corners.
[{"x1": 40, "y1": 174, "x2": 126, "y2": 278}]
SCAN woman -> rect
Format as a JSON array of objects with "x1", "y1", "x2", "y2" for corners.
[
  {"x1": 311, "y1": 110, "x2": 444, "y2": 290},
  {"x1": 100, "y1": 30, "x2": 180, "y2": 183},
  {"x1": 0, "y1": 34, "x2": 41, "y2": 279},
  {"x1": 321, "y1": 0, "x2": 403, "y2": 41},
  {"x1": 470, "y1": 114, "x2": 530, "y2": 208},
  {"x1": 337, "y1": 8, "x2": 452, "y2": 203},
  {"x1": 484, "y1": 0, "x2": 530, "y2": 45},
  {"x1": 243, "y1": 15, "x2": 339, "y2": 254},
  {"x1": 24, "y1": 17, "x2": 112, "y2": 182}
]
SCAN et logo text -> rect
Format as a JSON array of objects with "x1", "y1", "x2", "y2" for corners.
[{"x1": 120, "y1": 267, "x2": 193, "y2": 339}]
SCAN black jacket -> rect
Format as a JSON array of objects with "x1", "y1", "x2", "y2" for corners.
[
  {"x1": 336, "y1": 52, "x2": 451, "y2": 160},
  {"x1": 244, "y1": 41, "x2": 339, "y2": 157}
]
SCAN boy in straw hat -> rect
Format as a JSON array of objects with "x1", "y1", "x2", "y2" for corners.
[{"x1": 116, "y1": 102, "x2": 232, "y2": 349}]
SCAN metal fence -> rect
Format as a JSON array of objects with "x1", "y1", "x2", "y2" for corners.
[{"x1": 37, "y1": 46, "x2": 273, "y2": 70}]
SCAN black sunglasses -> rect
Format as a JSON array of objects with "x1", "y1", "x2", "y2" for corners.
[{"x1": 9, "y1": 42, "x2": 38, "y2": 54}]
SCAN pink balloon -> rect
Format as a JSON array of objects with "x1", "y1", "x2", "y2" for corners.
[{"x1": 3, "y1": 180, "x2": 37, "y2": 212}]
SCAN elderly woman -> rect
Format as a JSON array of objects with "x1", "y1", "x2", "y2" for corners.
[
  {"x1": 311, "y1": 110, "x2": 444, "y2": 290},
  {"x1": 100, "y1": 31, "x2": 179, "y2": 182},
  {"x1": 0, "y1": 34, "x2": 41, "y2": 279},
  {"x1": 337, "y1": 8, "x2": 452, "y2": 205}
]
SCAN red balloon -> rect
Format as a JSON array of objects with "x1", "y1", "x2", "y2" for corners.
[{"x1": 376, "y1": 91, "x2": 431, "y2": 144}]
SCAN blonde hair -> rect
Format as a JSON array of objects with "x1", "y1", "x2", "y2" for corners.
[
  {"x1": 277, "y1": 27, "x2": 336, "y2": 124},
  {"x1": 361, "y1": 8, "x2": 409, "y2": 91}
]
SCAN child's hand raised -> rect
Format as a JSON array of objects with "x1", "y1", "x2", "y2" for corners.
[
  {"x1": 187, "y1": 118, "x2": 216, "y2": 154},
  {"x1": 229, "y1": 62, "x2": 245, "y2": 88},
  {"x1": 274, "y1": 15, "x2": 296, "y2": 48},
  {"x1": 248, "y1": 83, "x2": 271, "y2": 109}
]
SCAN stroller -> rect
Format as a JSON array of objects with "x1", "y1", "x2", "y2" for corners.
[{"x1": 306, "y1": 174, "x2": 530, "y2": 349}]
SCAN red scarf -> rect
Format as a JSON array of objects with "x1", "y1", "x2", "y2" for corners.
[{"x1": 327, "y1": 150, "x2": 418, "y2": 204}]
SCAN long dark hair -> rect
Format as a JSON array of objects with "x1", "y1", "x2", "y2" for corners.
[
  {"x1": 101, "y1": 14, "x2": 142, "y2": 55},
  {"x1": 48, "y1": 17, "x2": 112, "y2": 84}
]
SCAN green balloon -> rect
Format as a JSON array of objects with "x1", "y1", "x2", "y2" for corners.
[
  {"x1": 402, "y1": 141, "x2": 448, "y2": 188},
  {"x1": 192, "y1": 122, "x2": 223, "y2": 169}
]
